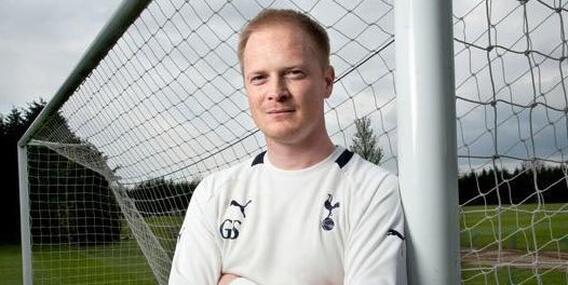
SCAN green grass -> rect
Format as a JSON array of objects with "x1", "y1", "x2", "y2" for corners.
[
  {"x1": 0, "y1": 215, "x2": 185, "y2": 285},
  {"x1": 31, "y1": 240, "x2": 155, "y2": 284},
  {"x1": 460, "y1": 203, "x2": 568, "y2": 285},
  {"x1": 0, "y1": 241, "x2": 156, "y2": 285},
  {"x1": 1, "y1": 206, "x2": 566, "y2": 284},
  {"x1": 0, "y1": 244, "x2": 23, "y2": 285},
  {"x1": 460, "y1": 203, "x2": 568, "y2": 251},
  {"x1": 145, "y1": 215, "x2": 184, "y2": 255},
  {"x1": 462, "y1": 266, "x2": 568, "y2": 285}
]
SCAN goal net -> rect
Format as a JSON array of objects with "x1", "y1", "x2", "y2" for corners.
[
  {"x1": 455, "y1": 0, "x2": 568, "y2": 283},
  {"x1": 19, "y1": 0, "x2": 567, "y2": 284}
]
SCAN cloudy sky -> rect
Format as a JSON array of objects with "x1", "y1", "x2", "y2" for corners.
[
  {"x1": 1, "y1": 0, "x2": 565, "y2": 181},
  {"x1": 0, "y1": 0, "x2": 121, "y2": 114}
]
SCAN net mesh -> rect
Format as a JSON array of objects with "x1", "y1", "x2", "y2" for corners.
[
  {"x1": 455, "y1": 0, "x2": 568, "y2": 283},
  {"x1": 22, "y1": 0, "x2": 568, "y2": 284}
]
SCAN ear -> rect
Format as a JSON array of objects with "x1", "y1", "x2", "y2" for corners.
[{"x1": 323, "y1": 65, "x2": 335, "y2": 99}]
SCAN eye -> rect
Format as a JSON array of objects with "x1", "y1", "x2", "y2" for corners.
[
  {"x1": 286, "y1": 69, "x2": 306, "y2": 79},
  {"x1": 249, "y1": 74, "x2": 267, "y2": 85}
]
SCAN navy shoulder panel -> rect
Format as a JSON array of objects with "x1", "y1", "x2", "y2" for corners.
[{"x1": 334, "y1": 149, "x2": 354, "y2": 168}]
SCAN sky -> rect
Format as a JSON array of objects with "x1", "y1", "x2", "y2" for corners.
[
  {"x1": 0, "y1": 0, "x2": 121, "y2": 114},
  {"x1": 0, "y1": 0, "x2": 565, "y2": 181}
]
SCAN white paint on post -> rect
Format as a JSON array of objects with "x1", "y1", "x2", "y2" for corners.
[
  {"x1": 395, "y1": 0, "x2": 461, "y2": 284},
  {"x1": 18, "y1": 146, "x2": 33, "y2": 285}
]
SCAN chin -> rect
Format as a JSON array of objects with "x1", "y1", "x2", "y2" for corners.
[{"x1": 262, "y1": 127, "x2": 303, "y2": 144}]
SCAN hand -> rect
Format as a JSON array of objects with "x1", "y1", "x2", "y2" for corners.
[{"x1": 218, "y1": 273, "x2": 240, "y2": 285}]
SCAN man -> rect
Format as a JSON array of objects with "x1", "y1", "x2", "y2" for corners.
[{"x1": 169, "y1": 9, "x2": 406, "y2": 285}]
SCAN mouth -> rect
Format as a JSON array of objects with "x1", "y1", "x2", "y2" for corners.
[{"x1": 266, "y1": 109, "x2": 295, "y2": 114}]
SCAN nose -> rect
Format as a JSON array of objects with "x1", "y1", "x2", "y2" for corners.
[{"x1": 267, "y1": 77, "x2": 289, "y2": 102}]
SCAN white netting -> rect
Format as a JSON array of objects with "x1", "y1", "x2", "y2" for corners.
[
  {"x1": 21, "y1": 0, "x2": 567, "y2": 284},
  {"x1": 455, "y1": 0, "x2": 568, "y2": 283}
]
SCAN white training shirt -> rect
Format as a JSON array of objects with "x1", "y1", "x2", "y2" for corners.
[{"x1": 169, "y1": 146, "x2": 407, "y2": 285}]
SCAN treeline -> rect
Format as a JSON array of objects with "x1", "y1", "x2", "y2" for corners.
[
  {"x1": 459, "y1": 164, "x2": 568, "y2": 206},
  {"x1": 0, "y1": 100, "x2": 45, "y2": 243},
  {"x1": 1, "y1": 99, "x2": 198, "y2": 244},
  {"x1": 28, "y1": 146, "x2": 122, "y2": 245},
  {"x1": 127, "y1": 177, "x2": 198, "y2": 217},
  {"x1": 1, "y1": 100, "x2": 124, "y2": 245}
]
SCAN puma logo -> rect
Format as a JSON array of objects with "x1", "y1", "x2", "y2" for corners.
[
  {"x1": 230, "y1": 200, "x2": 252, "y2": 218},
  {"x1": 386, "y1": 229, "x2": 405, "y2": 240}
]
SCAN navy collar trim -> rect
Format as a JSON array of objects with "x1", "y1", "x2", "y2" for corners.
[
  {"x1": 251, "y1": 151, "x2": 266, "y2": 166},
  {"x1": 251, "y1": 148, "x2": 353, "y2": 168}
]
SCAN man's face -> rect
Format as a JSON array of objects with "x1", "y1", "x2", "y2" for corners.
[{"x1": 242, "y1": 23, "x2": 334, "y2": 145}]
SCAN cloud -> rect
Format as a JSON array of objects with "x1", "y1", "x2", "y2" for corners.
[
  {"x1": 11, "y1": 0, "x2": 567, "y2": 181},
  {"x1": 0, "y1": 0, "x2": 120, "y2": 113}
]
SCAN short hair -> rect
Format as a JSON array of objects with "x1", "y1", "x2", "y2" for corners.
[{"x1": 237, "y1": 9, "x2": 330, "y2": 68}]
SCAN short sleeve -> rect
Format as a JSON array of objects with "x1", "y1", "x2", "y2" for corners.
[
  {"x1": 344, "y1": 175, "x2": 407, "y2": 285},
  {"x1": 169, "y1": 178, "x2": 222, "y2": 284}
]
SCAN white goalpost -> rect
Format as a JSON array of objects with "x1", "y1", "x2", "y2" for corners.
[
  {"x1": 395, "y1": 0, "x2": 460, "y2": 283},
  {"x1": 18, "y1": 0, "x2": 568, "y2": 284}
]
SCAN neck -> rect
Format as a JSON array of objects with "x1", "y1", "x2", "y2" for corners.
[{"x1": 265, "y1": 131, "x2": 335, "y2": 170}]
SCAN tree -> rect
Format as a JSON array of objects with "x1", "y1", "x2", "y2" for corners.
[
  {"x1": 0, "y1": 101, "x2": 46, "y2": 243},
  {"x1": 5, "y1": 107, "x2": 24, "y2": 132},
  {"x1": 24, "y1": 99, "x2": 46, "y2": 123},
  {"x1": 28, "y1": 145, "x2": 122, "y2": 245},
  {"x1": 521, "y1": 159, "x2": 545, "y2": 171},
  {"x1": 25, "y1": 110, "x2": 122, "y2": 245},
  {"x1": 128, "y1": 177, "x2": 199, "y2": 217},
  {"x1": 0, "y1": 99, "x2": 123, "y2": 245},
  {"x1": 350, "y1": 116, "x2": 383, "y2": 165},
  {"x1": 0, "y1": 108, "x2": 25, "y2": 243}
]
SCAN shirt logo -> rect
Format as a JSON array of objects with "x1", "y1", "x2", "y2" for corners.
[
  {"x1": 230, "y1": 200, "x2": 252, "y2": 218},
  {"x1": 220, "y1": 219, "x2": 241, "y2": 239},
  {"x1": 219, "y1": 199, "x2": 252, "y2": 240},
  {"x1": 321, "y1": 194, "x2": 340, "y2": 231},
  {"x1": 386, "y1": 229, "x2": 405, "y2": 240}
]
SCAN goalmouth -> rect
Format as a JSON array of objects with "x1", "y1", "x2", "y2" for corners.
[{"x1": 18, "y1": 0, "x2": 568, "y2": 284}]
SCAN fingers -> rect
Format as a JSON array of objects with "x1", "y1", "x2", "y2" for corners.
[{"x1": 218, "y1": 273, "x2": 240, "y2": 285}]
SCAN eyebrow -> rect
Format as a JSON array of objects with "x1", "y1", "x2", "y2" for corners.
[
  {"x1": 245, "y1": 71, "x2": 266, "y2": 80},
  {"x1": 283, "y1": 64, "x2": 307, "y2": 70},
  {"x1": 246, "y1": 64, "x2": 307, "y2": 75}
]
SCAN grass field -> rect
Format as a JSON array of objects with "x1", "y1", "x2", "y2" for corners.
[
  {"x1": 0, "y1": 204, "x2": 566, "y2": 284},
  {"x1": 460, "y1": 203, "x2": 568, "y2": 284},
  {"x1": 32, "y1": 241, "x2": 155, "y2": 285},
  {"x1": 461, "y1": 203, "x2": 568, "y2": 252},
  {"x1": 461, "y1": 266, "x2": 568, "y2": 285},
  {"x1": 0, "y1": 244, "x2": 23, "y2": 285},
  {"x1": 0, "y1": 241, "x2": 155, "y2": 285}
]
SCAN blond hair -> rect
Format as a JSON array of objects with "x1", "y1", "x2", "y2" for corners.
[{"x1": 238, "y1": 9, "x2": 330, "y2": 68}]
